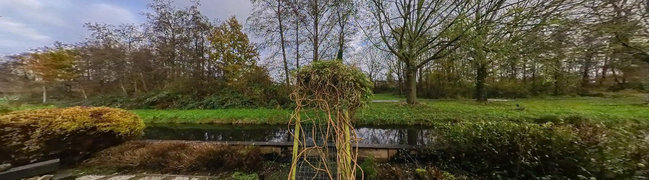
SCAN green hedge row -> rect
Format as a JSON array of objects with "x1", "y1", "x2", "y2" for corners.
[
  {"x1": 75, "y1": 89, "x2": 292, "y2": 109},
  {"x1": 420, "y1": 120, "x2": 649, "y2": 179}
]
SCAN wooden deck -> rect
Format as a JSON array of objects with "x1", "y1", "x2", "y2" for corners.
[
  {"x1": 0, "y1": 159, "x2": 59, "y2": 180},
  {"x1": 139, "y1": 139, "x2": 416, "y2": 149},
  {"x1": 137, "y1": 140, "x2": 418, "y2": 161}
]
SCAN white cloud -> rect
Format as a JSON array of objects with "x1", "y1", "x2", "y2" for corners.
[
  {"x1": 0, "y1": 17, "x2": 50, "y2": 41},
  {"x1": 0, "y1": 0, "x2": 66, "y2": 26},
  {"x1": 0, "y1": 0, "x2": 254, "y2": 55},
  {"x1": 5, "y1": 0, "x2": 44, "y2": 9},
  {"x1": 83, "y1": 3, "x2": 138, "y2": 25},
  {"x1": 0, "y1": 0, "x2": 142, "y2": 54},
  {"x1": 173, "y1": 0, "x2": 252, "y2": 23}
]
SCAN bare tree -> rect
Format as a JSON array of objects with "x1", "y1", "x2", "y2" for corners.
[
  {"x1": 249, "y1": 0, "x2": 291, "y2": 86},
  {"x1": 287, "y1": 0, "x2": 305, "y2": 70},
  {"x1": 332, "y1": 0, "x2": 356, "y2": 60},
  {"x1": 465, "y1": 0, "x2": 572, "y2": 101},
  {"x1": 367, "y1": 0, "x2": 485, "y2": 104},
  {"x1": 303, "y1": 0, "x2": 336, "y2": 62}
]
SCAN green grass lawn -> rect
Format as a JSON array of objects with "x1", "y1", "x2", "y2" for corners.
[
  {"x1": 371, "y1": 93, "x2": 405, "y2": 100},
  {"x1": 0, "y1": 102, "x2": 56, "y2": 112},
  {"x1": 133, "y1": 108, "x2": 291, "y2": 124},
  {"x1": 132, "y1": 94, "x2": 649, "y2": 126},
  {"x1": 358, "y1": 97, "x2": 649, "y2": 125}
]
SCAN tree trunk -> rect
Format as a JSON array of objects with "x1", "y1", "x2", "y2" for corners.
[
  {"x1": 335, "y1": 3, "x2": 346, "y2": 61},
  {"x1": 522, "y1": 61, "x2": 528, "y2": 83},
  {"x1": 554, "y1": 73, "x2": 560, "y2": 96},
  {"x1": 133, "y1": 80, "x2": 138, "y2": 95},
  {"x1": 336, "y1": 23, "x2": 344, "y2": 60},
  {"x1": 580, "y1": 53, "x2": 593, "y2": 93},
  {"x1": 295, "y1": 17, "x2": 300, "y2": 70},
  {"x1": 475, "y1": 63, "x2": 488, "y2": 102},
  {"x1": 599, "y1": 57, "x2": 609, "y2": 86},
  {"x1": 312, "y1": 0, "x2": 319, "y2": 62},
  {"x1": 611, "y1": 67, "x2": 625, "y2": 88},
  {"x1": 42, "y1": 85, "x2": 47, "y2": 104},
  {"x1": 80, "y1": 84, "x2": 88, "y2": 100},
  {"x1": 405, "y1": 65, "x2": 417, "y2": 104},
  {"x1": 140, "y1": 73, "x2": 149, "y2": 92},
  {"x1": 120, "y1": 81, "x2": 128, "y2": 96},
  {"x1": 277, "y1": 0, "x2": 290, "y2": 86},
  {"x1": 509, "y1": 59, "x2": 517, "y2": 80},
  {"x1": 417, "y1": 68, "x2": 423, "y2": 87},
  {"x1": 397, "y1": 62, "x2": 404, "y2": 96},
  {"x1": 336, "y1": 45, "x2": 343, "y2": 60}
]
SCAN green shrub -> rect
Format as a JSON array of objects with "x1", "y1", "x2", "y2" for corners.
[
  {"x1": 232, "y1": 172, "x2": 260, "y2": 180},
  {"x1": 142, "y1": 91, "x2": 177, "y2": 109},
  {"x1": 527, "y1": 79, "x2": 554, "y2": 96},
  {"x1": 415, "y1": 167, "x2": 456, "y2": 180},
  {"x1": 533, "y1": 114, "x2": 562, "y2": 124},
  {"x1": 77, "y1": 95, "x2": 135, "y2": 108},
  {"x1": 420, "y1": 121, "x2": 649, "y2": 179},
  {"x1": 0, "y1": 103, "x2": 11, "y2": 114},
  {"x1": 358, "y1": 156, "x2": 379, "y2": 180},
  {"x1": 487, "y1": 80, "x2": 530, "y2": 98},
  {"x1": 418, "y1": 72, "x2": 473, "y2": 99},
  {"x1": 79, "y1": 85, "x2": 292, "y2": 109},
  {"x1": 294, "y1": 60, "x2": 373, "y2": 110},
  {"x1": 0, "y1": 106, "x2": 144, "y2": 165},
  {"x1": 194, "y1": 90, "x2": 256, "y2": 109}
]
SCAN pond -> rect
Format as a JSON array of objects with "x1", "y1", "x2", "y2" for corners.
[{"x1": 143, "y1": 124, "x2": 434, "y2": 145}]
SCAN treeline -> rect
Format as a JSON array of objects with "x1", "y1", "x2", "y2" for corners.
[
  {"x1": 1, "y1": 0, "x2": 649, "y2": 108},
  {"x1": 369, "y1": 0, "x2": 649, "y2": 102},
  {"x1": 249, "y1": 0, "x2": 649, "y2": 104},
  {"x1": 1, "y1": 0, "x2": 289, "y2": 108}
]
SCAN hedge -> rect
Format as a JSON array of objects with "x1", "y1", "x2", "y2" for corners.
[
  {"x1": 418, "y1": 120, "x2": 649, "y2": 179},
  {"x1": 0, "y1": 106, "x2": 144, "y2": 165}
]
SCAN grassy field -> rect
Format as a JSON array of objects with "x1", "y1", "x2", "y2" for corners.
[
  {"x1": 133, "y1": 108, "x2": 290, "y2": 124},
  {"x1": 131, "y1": 93, "x2": 649, "y2": 125},
  {"x1": 358, "y1": 97, "x2": 649, "y2": 125}
]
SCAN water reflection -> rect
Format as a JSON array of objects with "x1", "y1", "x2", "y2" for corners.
[
  {"x1": 144, "y1": 124, "x2": 433, "y2": 145},
  {"x1": 355, "y1": 128, "x2": 432, "y2": 145}
]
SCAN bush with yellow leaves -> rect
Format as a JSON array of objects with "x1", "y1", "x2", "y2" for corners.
[{"x1": 0, "y1": 106, "x2": 144, "y2": 165}]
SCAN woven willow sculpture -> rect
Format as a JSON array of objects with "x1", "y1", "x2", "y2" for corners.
[{"x1": 288, "y1": 60, "x2": 373, "y2": 180}]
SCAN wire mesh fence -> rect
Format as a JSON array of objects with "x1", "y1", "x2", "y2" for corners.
[
  {"x1": 293, "y1": 125, "x2": 339, "y2": 180},
  {"x1": 295, "y1": 147, "x2": 338, "y2": 180}
]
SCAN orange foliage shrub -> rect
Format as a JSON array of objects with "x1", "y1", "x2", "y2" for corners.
[{"x1": 0, "y1": 106, "x2": 144, "y2": 165}]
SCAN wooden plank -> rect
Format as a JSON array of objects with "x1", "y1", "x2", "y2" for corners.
[
  {"x1": 358, "y1": 149, "x2": 390, "y2": 161},
  {"x1": 137, "y1": 140, "x2": 416, "y2": 149},
  {"x1": 0, "y1": 159, "x2": 59, "y2": 180}
]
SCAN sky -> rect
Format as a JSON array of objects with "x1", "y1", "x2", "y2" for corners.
[{"x1": 0, "y1": 0, "x2": 252, "y2": 55}]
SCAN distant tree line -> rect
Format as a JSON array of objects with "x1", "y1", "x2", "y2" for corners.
[
  {"x1": 1, "y1": 0, "x2": 287, "y2": 108},
  {"x1": 1, "y1": 0, "x2": 648, "y2": 107},
  {"x1": 360, "y1": 0, "x2": 649, "y2": 103},
  {"x1": 250, "y1": 0, "x2": 649, "y2": 104}
]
